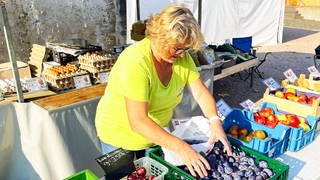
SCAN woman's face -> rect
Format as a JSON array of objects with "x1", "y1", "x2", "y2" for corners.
[{"x1": 162, "y1": 46, "x2": 189, "y2": 63}]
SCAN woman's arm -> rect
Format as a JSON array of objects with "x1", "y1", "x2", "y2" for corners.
[
  {"x1": 187, "y1": 78, "x2": 232, "y2": 155},
  {"x1": 125, "y1": 97, "x2": 210, "y2": 177}
]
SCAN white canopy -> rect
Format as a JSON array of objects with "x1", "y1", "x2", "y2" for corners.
[{"x1": 126, "y1": 0, "x2": 285, "y2": 46}]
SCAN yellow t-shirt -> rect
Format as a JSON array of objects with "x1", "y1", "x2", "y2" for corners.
[{"x1": 95, "y1": 38, "x2": 200, "y2": 150}]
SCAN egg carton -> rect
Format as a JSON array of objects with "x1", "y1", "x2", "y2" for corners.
[
  {"x1": 80, "y1": 64, "x2": 112, "y2": 73},
  {"x1": 43, "y1": 70, "x2": 87, "y2": 91},
  {"x1": 78, "y1": 54, "x2": 116, "y2": 67},
  {"x1": 0, "y1": 79, "x2": 28, "y2": 96}
]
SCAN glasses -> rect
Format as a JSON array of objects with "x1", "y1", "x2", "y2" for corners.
[{"x1": 174, "y1": 47, "x2": 190, "y2": 54}]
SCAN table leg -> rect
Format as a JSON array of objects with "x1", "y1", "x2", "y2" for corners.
[{"x1": 250, "y1": 67, "x2": 254, "y2": 88}]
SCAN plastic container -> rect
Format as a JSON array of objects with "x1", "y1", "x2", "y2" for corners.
[
  {"x1": 252, "y1": 102, "x2": 319, "y2": 152},
  {"x1": 133, "y1": 157, "x2": 168, "y2": 180},
  {"x1": 148, "y1": 145, "x2": 289, "y2": 180},
  {"x1": 64, "y1": 169, "x2": 99, "y2": 180},
  {"x1": 263, "y1": 87, "x2": 320, "y2": 118},
  {"x1": 223, "y1": 109, "x2": 290, "y2": 158}
]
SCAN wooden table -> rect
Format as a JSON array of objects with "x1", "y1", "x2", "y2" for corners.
[
  {"x1": 214, "y1": 58, "x2": 259, "y2": 87},
  {"x1": 0, "y1": 90, "x2": 56, "y2": 104},
  {"x1": 33, "y1": 83, "x2": 107, "y2": 111}
]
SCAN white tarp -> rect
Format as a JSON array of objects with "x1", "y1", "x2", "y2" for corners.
[
  {"x1": 126, "y1": 0, "x2": 285, "y2": 46},
  {"x1": 0, "y1": 101, "x2": 103, "y2": 180}
]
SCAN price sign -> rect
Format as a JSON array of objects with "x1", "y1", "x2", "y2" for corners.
[
  {"x1": 240, "y1": 99, "x2": 257, "y2": 112},
  {"x1": 263, "y1": 77, "x2": 280, "y2": 91},
  {"x1": 216, "y1": 99, "x2": 232, "y2": 117},
  {"x1": 100, "y1": 72, "x2": 109, "y2": 83},
  {"x1": 26, "y1": 77, "x2": 48, "y2": 92},
  {"x1": 308, "y1": 66, "x2": 319, "y2": 74},
  {"x1": 284, "y1": 69, "x2": 298, "y2": 83},
  {"x1": 73, "y1": 74, "x2": 92, "y2": 89}
]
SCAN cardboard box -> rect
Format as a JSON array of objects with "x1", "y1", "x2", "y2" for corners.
[{"x1": 0, "y1": 61, "x2": 31, "y2": 79}]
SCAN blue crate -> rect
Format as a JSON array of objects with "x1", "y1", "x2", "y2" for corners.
[
  {"x1": 222, "y1": 108, "x2": 290, "y2": 158},
  {"x1": 252, "y1": 102, "x2": 319, "y2": 152}
]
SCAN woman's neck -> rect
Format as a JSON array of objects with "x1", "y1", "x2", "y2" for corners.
[{"x1": 151, "y1": 43, "x2": 168, "y2": 63}]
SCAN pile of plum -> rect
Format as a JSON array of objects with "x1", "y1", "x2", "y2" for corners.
[{"x1": 192, "y1": 141, "x2": 274, "y2": 180}]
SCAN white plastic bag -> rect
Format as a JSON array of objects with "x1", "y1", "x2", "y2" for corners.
[{"x1": 163, "y1": 116, "x2": 214, "y2": 166}]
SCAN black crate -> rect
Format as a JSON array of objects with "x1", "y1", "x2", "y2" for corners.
[
  {"x1": 315, "y1": 45, "x2": 320, "y2": 55},
  {"x1": 53, "y1": 52, "x2": 76, "y2": 65}
]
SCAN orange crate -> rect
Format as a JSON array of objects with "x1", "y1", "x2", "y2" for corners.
[{"x1": 262, "y1": 88, "x2": 320, "y2": 118}]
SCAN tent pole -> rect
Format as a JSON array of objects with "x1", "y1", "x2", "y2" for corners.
[
  {"x1": 136, "y1": 0, "x2": 140, "y2": 21},
  {"x1": 0, "y1": 1, "x2": 24, "y2": 102},
  {"x1": 198, "y1": 0, "x2": 202, "y2": 27}
]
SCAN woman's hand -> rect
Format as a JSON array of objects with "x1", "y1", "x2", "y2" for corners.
[
  {"x1": 209, "y1": 120, "x2": 233, "y2": 156},
  {"x1": 176, "y1": 141, "x2": 210, "y2": 178}
]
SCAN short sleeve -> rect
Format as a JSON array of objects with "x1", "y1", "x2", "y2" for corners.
[
  {"x1": 118, "y1": 60, "x2": 150, "y2": 102},
  {"x1": 185, "y1": 52, "x2": 200, "y2": 84}
]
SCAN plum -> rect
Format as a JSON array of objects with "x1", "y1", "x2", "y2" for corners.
[
  {"x1": 240, "y1": 156, "x2": 248, "y2": 162},
  {"x1": 258, "y1": 160, "x2": 268, "y2": 169},
  {"x1": 238, "y1": 151, "x2": 246, "y2": 157},
  {"x1": 214, "y1": 140, "x2": 224, "y2": 149},
  {"x1": 228, "y1": 156, "x2": 236, "y2": 163},
  {"x1": 260, "y1": 171, "x2": 268, "y2": 179},
  {"x1": 263, "y1": 168, "x2": 273, "y2": 177},
  {"x1": 219, "y1": 155, "x2": 225, "y2": 162},
  {"x1": 221, "y1": 173, "x2": 233, "y2": 180},
  {"x1": 244, "y1": 169, "x2": 254, "y2": 177},
  {"x1": 248, "y1": 174, "x2": 256, "y2": 180},
  {"x1": 239, "y1": 164, "x2": 249, "y2": 171},
  {"x1": 214, "y1": 148, "x2": 221, "y2": 156},
  {"x1": 232, "y1": 175, "x2": 241, "y2": 180},
  {"x1": 255, "y1": 175, "x2": 263, "y2": 180},
  {"x1": 211, "y1": 170, "x2": 221, "y2": 178},
  {"x1": 247, "y1": 158, "x2": 255, "y2": 166},
  {"x1": 236, "y1": 170, "x2": 245, "y2": 177},
  {"x1": 223, "y1": 161, "x2": 231, "y2": 168},
  {"x1": 207, "y1": 154, "x2": 216, "y2": 166},
  {"x1": 224, "y1": 166, "x2": 233, "y2": 175},
  {"x1": 217, "y1": 165, "x2": 224, "y2": 174}
]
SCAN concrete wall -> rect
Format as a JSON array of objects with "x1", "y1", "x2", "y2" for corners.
[{"x1": 0, "y1": 0, "x2": 126, "y2": 64}]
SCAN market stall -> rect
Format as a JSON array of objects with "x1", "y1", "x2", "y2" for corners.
[{"x1": 1, "y1": 84, "x2": 320, "y2": 179}]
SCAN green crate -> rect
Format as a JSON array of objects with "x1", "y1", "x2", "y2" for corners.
[
  {"x1": 64, "y1": 169, "x2": 99, "y2": 180},
  {"x1": 149, "y1": 144, "x2": 289, "y2": 180}
]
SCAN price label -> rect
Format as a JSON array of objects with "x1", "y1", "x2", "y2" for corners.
[
  {"x1": 216, "y1": 99, "x2": 232, "y2": 117},
  {"x1": 240, "y1": 99, "x2": 256, "y2": 112},
  {"x1": 263, "y1": 77, "x2": 280, "y2": 91},
  {"x1": 26, "y1": 77, "x2": 48, "y2": 92},
  {"x1": 73, "y1": 74, "x2": 92, "y2": 89},
  {"x1": 283, "y1": 69, "x2": 298, "y2": 83},
  {"x1": 100, "y1": 72, "x2": 109, "y2": 83},
  {"x1": 308, "y1": 66, "x2": 319, "y2": 74}
]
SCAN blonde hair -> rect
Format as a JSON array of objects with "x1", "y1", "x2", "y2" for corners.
[{"x1": 146, "y1": 3, "x2": 204, "y2": 54}]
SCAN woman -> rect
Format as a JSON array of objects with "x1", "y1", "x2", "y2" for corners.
[{"x1": 95, "y1": 3, "x2": 232, "y2": 178}]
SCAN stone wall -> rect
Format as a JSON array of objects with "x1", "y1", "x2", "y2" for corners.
[{"x1": 0, "y1": 0, "x2": 126, "y2": 63}]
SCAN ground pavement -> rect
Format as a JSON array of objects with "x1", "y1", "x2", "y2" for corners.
[{"x1": 213, "y1": 27, "x2": 320, "y2": 108}]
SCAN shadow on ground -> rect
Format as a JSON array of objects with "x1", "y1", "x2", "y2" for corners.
[
  {"x1": 212, "y1": 51, "x2": 315, "y2": 108},
  {"x1": 282, "y1": 27, "x2": 319, "y2": 43}
]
